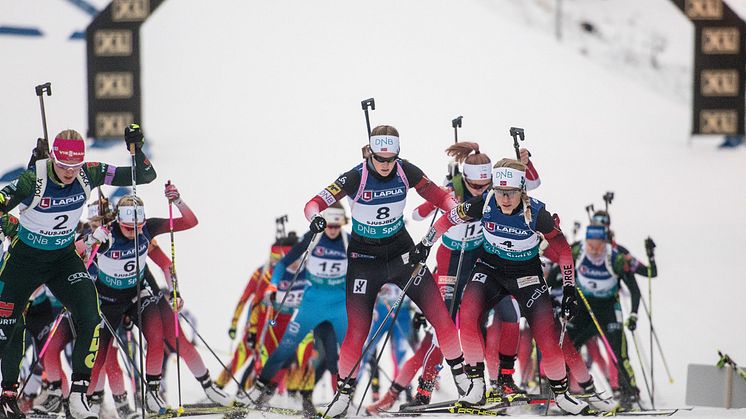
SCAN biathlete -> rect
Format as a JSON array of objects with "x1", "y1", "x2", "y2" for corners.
[
  {"x1": 367, "y1": 143, "x2": 539, "y2": 413},
  {"x1": 247, "y1": 203, "x2": 350, "y2": 416},
  {"x1": 409, "y1": 158, "x2": 591, "y2": 414},
  {"x1": 0, "y1": 126, "x2": 154, "y2": 419},
  {"x1": 302, "y1": 125, "x2": 470, "y2": 417}
]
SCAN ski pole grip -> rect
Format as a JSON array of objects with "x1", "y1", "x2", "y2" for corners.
[
  {"x1": 361, "y1": 98, "x2": 375, "y2": 111},
  {"x1": 35, "y1": 82, "x2": 52, "y2": 97}
]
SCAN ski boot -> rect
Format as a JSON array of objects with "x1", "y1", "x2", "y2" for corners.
[
  {"x1": 495, "y1": 369, "x2": 528, "y2": 402},
  {"x1": 578, "y1": 378, "x2": 615, "y2": 412},
  {"x1": 88, "y1": 390, "x2": 104, "y2": 418},
  {"x1": 197, "y1": 373, "x2": 233, "y2": 406},
  {"x1": 549, "y1": 377, "x2": 593, "y2": 415},
  {"x1": 456, "y1": 363, "x2": 486, "y2": 406},
  {"x1": 68, "y1": 379, "x2": 96, "y2": 419},
  {"x1": 300, "y1": 390, "x2": 316, "y2": 418},
  {"x1": 113, "y1": 393, "x2": 139, "y2": 419},
  {"x1": 144, "y1": 377, "x2": 170, "y2": 413},
  {"x1": 399, "y1": 377, "x2": 435, "y2": 409},
  {"x1": 447, "y1": 356, "x2": 472, "y2": 396},
  {"x1": 0, "y1": 385, "x2": 26, "y2": 419},
  {"x1": 323, "y1": 377, "x2": 355, "y2": 418},
  {"x1": 366, "y1": 383, "x2": 404, "y2": 414},
  {"x1": 244, "y1": 379, "x2": 276, "y2": 406}
]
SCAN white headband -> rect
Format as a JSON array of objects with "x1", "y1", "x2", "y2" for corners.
[
  {"x1": 462, "y1": 163, "x2": 492, "y2": 181},
  {"x1": 117, "y1": 205, "x2": 145, "y2": 226},
  {"x1": 492, "y1": 167, "x2": 526, "y2": 190},
  {"x1": 322, "y1": 207, "x2": 347, "y2": 226},
  {"x1": 369, "y1": 135, "x2": 400, "y2": 154},
  {"x1": 88, "y1": 203, "x2": 101, "y2": 219}
]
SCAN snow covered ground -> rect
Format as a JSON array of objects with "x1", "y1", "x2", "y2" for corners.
[{"x1": 1, "y1": 0, "x2": 745, "y2": 417}]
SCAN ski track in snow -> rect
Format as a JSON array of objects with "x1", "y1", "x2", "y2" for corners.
[{"x1": 2, "y1": 0, "x2": 745, "y2": 417}]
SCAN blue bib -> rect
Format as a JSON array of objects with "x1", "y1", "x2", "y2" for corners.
[{"x1": 480, "y1": 194, "x2": 543, "y2": 261}]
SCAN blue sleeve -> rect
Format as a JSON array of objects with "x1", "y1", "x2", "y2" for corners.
[
  {"x1": 270, "y1": 261, "x2": 286, "y2": 286},
  {"x1": 271, "y1": 231, "x2": 313, "y2": 285}
]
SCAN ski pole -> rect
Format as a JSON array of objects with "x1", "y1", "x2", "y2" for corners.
[
  {"x1": 355, "y1": 292, "x2": 417, "y2": 414},
  {"x1": 648, "y1": 259, "x2": 654, "y2": 409},
  {"x1": 18, "y1": 308, "x2": 68, "y2": 395},
  {"x1": 629, "y1": 330, "x2": 653, "y2": 406},
  {"x1": 576, "y1": 288, "x2": 643, "y2": 410},
  {"x1": 362, "y1": 98, "x2": 375, "y2": 138},
  {"x1": 323, "y1": 262, "x2": 429, "y2": 419},
  {"x1": 269, "y1": 232, "x2": 321, "y2": 326},
  {"x1": 179, "y1": 312, "x2": 254, "y2": 400},
  {"x1": 166, "y1": 180, "x2": 184, "y2": 413},
  {"x1": 638, "y1": 294, "x2": 673, "y2": 383},
  {"x1": 126, "y1": 124, "x2": 147, "y2": 418},
  {"x1": 509, "y1": 127, "x2": 525, "y2": 160}
]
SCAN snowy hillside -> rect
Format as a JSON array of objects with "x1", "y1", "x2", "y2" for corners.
[{"x1": 1, "y1": 0, "x2": 746, "y2": 415}]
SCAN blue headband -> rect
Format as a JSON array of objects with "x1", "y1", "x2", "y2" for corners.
[{"x1": 586, "y1": 225, "x2": 607, "y2": 240}]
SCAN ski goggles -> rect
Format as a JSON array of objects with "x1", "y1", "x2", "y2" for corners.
[
  {"x1": 372, "y1": 153, "x2": 398, "y2": 163},
  {"x1": 53, "y1": 159, "x2": 84, "y2": 171},
  {"x1": 493, "y1": 188, "x2": 522, "y2": 198},
  {"x1": 464, "y1": 178, "x2": 491, "y2": 191},
  {"x1": 592, "y1": 213, "x2": 610, "y2": 226}
]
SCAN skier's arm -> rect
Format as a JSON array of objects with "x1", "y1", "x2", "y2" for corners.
[
  {"x1": 0, "y1": 170, "x2": 36, "y2": 216},
  {"x1": 424, "y1": 195, "x2": 484, "y2": 244},
  {"x1": 621, "y1": 252, "x2": 657, "y2": 278},
  {"x1": 519, "y1": 148, "x2": 541, "y2": 191},
  {"x1": 537, "y1": 208, "x2": 575, "y2": 287},
  {"x1": 84, "y1": 148, "x2": 157, "y2": 188},
  {"x1": 620, "y1": 272, "x2": 641, "y2": 314},
  {"x1": 304, "y1": 169, "x2": 359, "y2": 222},
  {"x1": 270, "y1": 232, "x2": 313, "y2": 286},
  {"x1": 231, "y1": 268, "x2": 263, "y2": 328},
  {"x1": 412, "y1": 201, "x2": 437, "y2": 221},
  {"x1": 147, "y1": 240, "x2": 174, "y2": 289},
  {"x1": 401, "y1": 161, "x2": 457, "y2": 213}
]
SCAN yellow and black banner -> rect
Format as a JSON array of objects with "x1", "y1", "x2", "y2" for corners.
[
  {"x1": 670, "y1": 0, "x2": 746, "y2": 135},
  {"x1": 86, "y1": 0, "x2": 167, "y2": 141}
]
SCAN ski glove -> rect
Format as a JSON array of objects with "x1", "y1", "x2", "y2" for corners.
[
  {"x1": 309, "y1": 215, "x2": 326, "y2": 233},
  {"x1": 644, "y1": 237, "x2": 656, "y2": 260},
  {"x1": 85, "y1": 226, "x2": 112, "y2": 253},
  {"x1": 124, "y1": 124, "x2": 144, "y2": 151},
  {"x1": 167, "y1": 290, "x2": 184, "y2": 312},
  {"x1": 561, "y1": 286, "x2": 578, "y2": 320},
  {"x1": 228, "y1": 326, "x2": 237, "y2": 340},
  {"x1": 408, "y1": 240, "x2": 432, "y2": 266},
  {"x1": 165, "y1": 182, "x2": 181, "y2": 203},
  {"x1": 627, "y1": 313, "x2": 638, "y2": 331}
]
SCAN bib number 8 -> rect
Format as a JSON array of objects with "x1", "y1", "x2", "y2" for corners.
[{"x1": 376, "y1": 207, "x2": 390, "y2": 220}]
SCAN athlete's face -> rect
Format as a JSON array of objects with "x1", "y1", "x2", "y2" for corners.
[
  {"x1": 586, "y1": 238, "x2": 606, "y2": 258},
  {"x1": 370, "y1": 152, "x2": 397, "y2": 176},
  {"x1": 119, "y1": 223, "x2": 143, "y2": 240},
  {"x1": 325, "y1": 224, "x2": 341, "y2": 239},
  {"x1": 52, "y1": 158, "x2": 83, "y2": 185},
  {"x1": 494, "y1": 188, "x2": 522, "y2": 214},
  {"x1": 464, "y1": 177, "x2": 491, "y2": 196}
]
